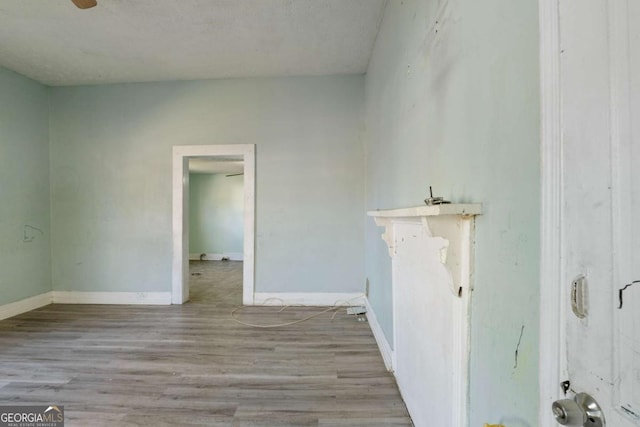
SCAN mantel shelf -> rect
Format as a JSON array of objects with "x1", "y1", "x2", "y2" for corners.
[
  {"x1": 367, "y1": 203, "x2": 482, "y2": 219},
  {"x1": 368, "y1": 203, "x2": 482, "y2": 293}
]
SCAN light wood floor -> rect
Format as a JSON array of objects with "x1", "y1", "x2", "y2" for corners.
[{"x1": 0, "y1": 261, "x2": 412, "y2": 426}]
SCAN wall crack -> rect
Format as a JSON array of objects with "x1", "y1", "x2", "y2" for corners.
[{"x1": 514, "y1": 324, "x2": 525, "y2": 369}]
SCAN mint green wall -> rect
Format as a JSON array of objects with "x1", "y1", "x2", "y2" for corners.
[
  {"x1": 49, "y1": 76, "x2": 364, "y2": 294},
  {"x1": 0, "y1": 67, "x2": 51, "y2": 305},
  {"x1": 189, "y1": 173, "x2": 244, "y2": 255},
  {"x1": 364, "y1": 1, "x2": 540, "y2": 425}
]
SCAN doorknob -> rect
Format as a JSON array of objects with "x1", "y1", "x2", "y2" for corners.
[{"x1": 552, "y1": 393, "x2": 605, "y2": 426}]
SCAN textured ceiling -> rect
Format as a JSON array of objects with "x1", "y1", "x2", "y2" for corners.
[{"x1": 0, "y1": 0, "x2": 386, "y2": 86}]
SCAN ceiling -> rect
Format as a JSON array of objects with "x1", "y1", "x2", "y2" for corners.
[{"x1": 0, "y1": 0, "x2": 386, "y2": 86}]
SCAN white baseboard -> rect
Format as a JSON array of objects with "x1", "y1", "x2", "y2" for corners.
[
  {"x1": 253, "y1": 292, "x2": 365, "y2": 307},
  {"x1": 364, "y1": 297, "x2": 395, "y2": 372},
  {"x1": 52, "y1": 291, "x2": 172, "y2": 305},
  {"x1": 0, "y1": 292, "x2": 53, "y2": 321},
  {"x1": 189, "y1": 253, "x2": 244, "y2": 261}
]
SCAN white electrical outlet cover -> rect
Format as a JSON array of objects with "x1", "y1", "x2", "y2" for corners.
[{"x1": 347, "y1": 306, "x2": 367, "y2": 315}]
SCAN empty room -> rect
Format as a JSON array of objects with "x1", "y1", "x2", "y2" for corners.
[{"x1": 2, "y1": 1, "x2": 639, "y2": 426}]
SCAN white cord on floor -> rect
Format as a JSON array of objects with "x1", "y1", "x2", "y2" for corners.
[{"x1": 230, "y1": 294, "x2": 365, "y2": 328}]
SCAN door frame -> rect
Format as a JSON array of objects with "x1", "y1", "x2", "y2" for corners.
[
  {"x1": 538, "y1": 0, "x2": 566, "y2": 425},
  {"x1": 172, "y1": 144, "x2": 255, "y2": 305}
]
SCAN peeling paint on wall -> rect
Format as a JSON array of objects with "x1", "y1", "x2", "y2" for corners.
[{"x1": 23, "y1": 225, "x2": 44, "y2": 243}]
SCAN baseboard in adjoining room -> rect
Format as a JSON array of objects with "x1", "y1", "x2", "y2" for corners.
[
  {"x1": 189, "y1": 253, "x2": 244, "y2": 261},
  {"x1": 0, "y1": 292, "x2": 53, "y2": 321},
  {"x1": 364, "y1": 297, "x2": 395, "y2": 372},
  {"x1": 52, "y1": 291, "x2": 172, "y2": 305}
]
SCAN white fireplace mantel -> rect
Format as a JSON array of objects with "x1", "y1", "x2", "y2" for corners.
[
  {"x1": 367, "y1": 203, "x2": 481, "y2": 427},
  {"x1": 368, "y1": 203, "x2": 482, "y2": 296}
]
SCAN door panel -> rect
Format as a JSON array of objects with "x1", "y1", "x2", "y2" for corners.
[
  {"x1": 559, "y1": 0, "x2": 639, "y2": 424},
  {"x1": 560, "y1": 0, "x2": 613, "y2": 394}
]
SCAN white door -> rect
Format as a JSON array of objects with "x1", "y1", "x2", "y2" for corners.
[{"x1": 550, "y1": 0, "x2": 640, "y2": 425}]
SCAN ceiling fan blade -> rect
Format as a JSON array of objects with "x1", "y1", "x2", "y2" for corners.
[
  {"x1": 71, "y1": 0, "x2": 97, "y2": 9},
  {"x1": 225, "y1": 173, "x2": 244, "y2": 177}
]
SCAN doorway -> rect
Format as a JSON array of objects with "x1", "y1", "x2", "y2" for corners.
[{"x1": 172, "y1": 145, "x2": 255, "y2": 305}]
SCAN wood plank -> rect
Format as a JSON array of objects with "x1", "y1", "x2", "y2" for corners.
[{"x1": 0, "y1": 261, "x2": 411, "y2": 426}]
